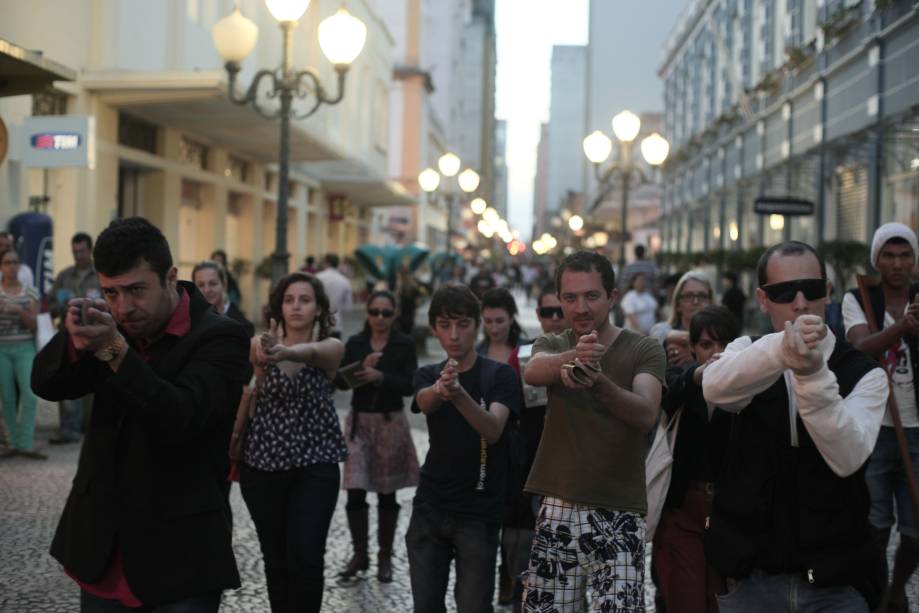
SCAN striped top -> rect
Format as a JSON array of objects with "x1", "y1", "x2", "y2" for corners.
[{"x1": 0, "y1": 286, "x2": 39, "y2": 343}]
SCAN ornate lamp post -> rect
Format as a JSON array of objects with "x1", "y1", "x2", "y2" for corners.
[
  {"x1": 417, "y1": 154, "x2": 479, "y2": 256},
  {"x1": 212, "y1": 1, "x2": 367, "y2": 285},
  {"x1": 583, "y1": 110, "x2": 669, "y2": 272}
]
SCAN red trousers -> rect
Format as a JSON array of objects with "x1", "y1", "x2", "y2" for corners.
[{"x1": 652, "y1": 486, "x2": 719, "y2": 613}]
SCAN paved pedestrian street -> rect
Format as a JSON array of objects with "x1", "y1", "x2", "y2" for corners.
[{"x1": 2, "y1": 297, "x2": 918, "y2": 612}]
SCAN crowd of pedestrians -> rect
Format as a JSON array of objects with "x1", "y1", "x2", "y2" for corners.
[{"x1": 6, "y1": 214, "x2": 919, "y2": 612}]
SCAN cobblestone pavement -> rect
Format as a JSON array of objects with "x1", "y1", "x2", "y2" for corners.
[{"x1": 3, "y1": 292, "x2": 918, "y2": 612}]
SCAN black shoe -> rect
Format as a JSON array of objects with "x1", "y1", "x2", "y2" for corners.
[
  {"x1": 0, "y1": 448, "x2": 18, "y2": 459},
  {"x1": 49, "y1": 437, "x2": 79, "y2": 445},
  {"x1": 18, "y1": 449, "x2": 48, "y2": 460}
]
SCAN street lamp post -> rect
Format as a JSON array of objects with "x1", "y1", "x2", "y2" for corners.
[
  {"x1": 212, "y1": 2, "x2": 367, "y2": 286},
  {"x1": 417, "y1": 154, "x2": 478, "y2": 259},
  {"x1": 583, "y1": 110, "x2": 669, "y2": 274}
]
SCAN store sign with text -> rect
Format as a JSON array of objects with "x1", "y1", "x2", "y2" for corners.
[{"x1": 21, "y1": 115, "x2": 95, "y2": 169}]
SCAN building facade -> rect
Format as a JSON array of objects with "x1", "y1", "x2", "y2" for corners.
[
  {"x1": 0, "y1": 0, "x2": 408, "y2": 318},
  {"x1": 546, "y1": 45, "x2": 588, "y2": 222},
  {"x1": 659, "y1": 0, "x2": 919, "y2": 260}
]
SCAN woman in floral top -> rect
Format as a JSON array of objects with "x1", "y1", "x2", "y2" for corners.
[
  {"x1": 0, "y1": 246, "x2": 42, "y2": 459},
  {"x1": 240, "y1": 272, "x2": 346, "y2": 613}
]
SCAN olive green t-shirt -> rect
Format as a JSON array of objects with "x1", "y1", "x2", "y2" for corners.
[{"x1": 524, "y1": 328, "x2": 666, "y2": 514}]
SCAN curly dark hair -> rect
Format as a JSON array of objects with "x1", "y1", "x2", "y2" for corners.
[
  {"x1": 480, "y1": 287, "x2": 523, "y2": 347},
  {"x1": 93, "y1": 217, "x2": 173, "y2": 284},
  {"x1": 268, "y1": 272, "x2": 334, "y2": 340}
]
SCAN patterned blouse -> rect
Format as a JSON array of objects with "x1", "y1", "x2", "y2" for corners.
[{"x1": 243, "y1": 363, "x2": 348, "y2": 471}]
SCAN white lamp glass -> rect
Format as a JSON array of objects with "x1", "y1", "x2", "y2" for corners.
[
  {"x1": 458, "y1": 168, "x2": 480, "y2": 193},
  {"x1": 583, "y1": 130, "x2": 613, "y2": 164},
  {"x1": 418, "y1": 168, "x2": 441, "y2": 192},
  {"x1": 593, "y1": 231, "x2": 609, "y2": 247},
  {"x1": 568, "y1": 215, "x2": 584, "y2": 232},
  {"x1": 612, "y1": 110, "x2": 641, "y2": 143},
  {"x1": 213, "y1": 8, "x2": 259, "y2": 63},
  {"x1": 265, "y1": 0, "x2": 311, "y2": 22},
  {"x1": 438, "y1": 152, "x2": 461, "y2": 177},
  {"x1": 769, "y1": 214, "x2": 785, "y2": 231},
  {"x1": 477, "y1": 220, "x2": 495, "y2": 238},
  {"x1": 729, "y1": 222, "x2": 739, "y2": 241},
  {"x1": 483, "y1": 207, "x2": 500, "y2": 224},
  {"x1": 640, "y1": 133, "x2": 670, "y2": 166},
  {"x1": 470, "y1": 198, "x2": 487, "y2": 215},
  {"x1": 319, "y1": 8, "x2": 367, "y2": 66},
  {"x1": 532, "y1": 240, "x2": 545, "y2": 254}
]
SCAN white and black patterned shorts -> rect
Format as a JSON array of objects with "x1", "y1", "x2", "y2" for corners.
[{"x1": 522, "y1": 497, "x2": 645, "y2": 613}]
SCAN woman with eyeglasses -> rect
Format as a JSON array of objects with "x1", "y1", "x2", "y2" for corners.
[
  {"x1": 0, "y1": 247, "x2": 43, "y2": 460},
  {"x1": 335, "y1": 289, "x2": 419, "y2": 583},
  {"x1": 650, "y1": 270, "x2": 714, "y2": 366}
]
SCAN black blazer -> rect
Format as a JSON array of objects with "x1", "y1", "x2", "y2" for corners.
[
  {"x1": 225, "y1": 302, "x2": 255, "y2": 339},
  {"x1": 32, "y1": 282, "x2": 249, "y2": 605},
  {"x1": 335, "y1": 330, "x2": 417, "y2": 412}
]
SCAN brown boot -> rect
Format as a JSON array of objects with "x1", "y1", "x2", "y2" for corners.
[
  {"x1": 377, "y1": 505, "x2": 400, "y2": 583},
  {"x1": 339, "y1": 507, "x2": 369, "y2": 578}
]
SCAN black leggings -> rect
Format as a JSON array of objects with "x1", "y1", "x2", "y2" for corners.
[{"x1": 346, "y1": 488, "x2": 398, "y2": 511}]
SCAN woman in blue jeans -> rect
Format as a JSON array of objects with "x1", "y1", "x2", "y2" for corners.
[
  {"x1": 240, "y1": 272, "x2": 346, "y2": 613},
  {"x1": 0, "y1": 247, "x2": 43, "y2": 459}
]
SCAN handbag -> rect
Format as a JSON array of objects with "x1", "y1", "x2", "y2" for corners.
[
  {"x1": 645, "y1": 407, "x2": 682, "y2": 542},
  {"x1": 227, "y1": 382, "x2": 259, "y2": 481}
]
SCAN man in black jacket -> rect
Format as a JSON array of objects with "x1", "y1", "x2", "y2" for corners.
[
  {"x1": 703, "y1": 241, "x2": 889, "y2": 612},
  {"x1": 32, "y1": 217, "x2": 249, "y2": 612}
]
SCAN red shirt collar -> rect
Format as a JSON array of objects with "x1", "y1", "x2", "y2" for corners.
[{"x1": 163, "y1": 288, "x2": 192, "y2": 338}]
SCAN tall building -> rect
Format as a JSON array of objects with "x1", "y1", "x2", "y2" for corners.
[
  {"x1": 494, "y1": 118, "x2": 508, "y2": 216},
  {"x1": 546, "y1": 45, "x2": 587, "y2": 222},
  {"x1": 658, "y1": 0, "x2": 919, "y2": 258},
  {"x1": 533, "y1": 122, "x2": 550, "y2": 240}
]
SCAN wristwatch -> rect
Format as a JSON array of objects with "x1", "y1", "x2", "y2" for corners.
[{"x1": 94, "y1": 334, "x2": 127, "y2": 362}]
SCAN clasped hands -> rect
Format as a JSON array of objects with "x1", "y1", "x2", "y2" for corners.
[
  {"x1": 560, "y1": 330, "x2": 604, "y2": 390},
  {"x1": 781, "y1": 314, "x2": 827, "y2": 376},
  {"x1": 433, "y1": 359, "x2": 462, "y2": 401},
  {"x1": 64, "y1": 297, "x2": 120, "y2": 352}
]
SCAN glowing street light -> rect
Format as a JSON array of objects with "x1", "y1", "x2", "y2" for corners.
[
  {"x1": 438, "y1": 152, "x2": 461, "y2": 177},
  {"x1": 418, "y1": 167, "x2": 441, "y2": 193},
  {"x1": 458, "y1": 168, "x2": 480, "y2": 193},
  {"x1": 470, "y1": 197, "x2": 487, "y2": 215},
  {"x1": 569, "y1": 215, "x2": 584, "y2": 232}
]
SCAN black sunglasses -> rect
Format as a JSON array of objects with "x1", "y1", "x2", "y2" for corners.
[
  {"x1": 761, "y1": 278, "x2": 827, "y2": 303},
  {"x1": 538, "y1": 306, "x2": 564, "y2": 319},
  {"x1": 368, "y1": 308, "x2": 395, "y2": 318}
]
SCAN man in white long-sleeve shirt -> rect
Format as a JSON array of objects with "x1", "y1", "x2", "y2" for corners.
[{"x1": 702, "y1": 240, "x2": 888, "y2": 613}]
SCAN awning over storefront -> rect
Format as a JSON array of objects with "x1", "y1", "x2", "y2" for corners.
[
  {"x1": 82, "y1": 71, "x2": 340, "y2": 163},
  {"x1": 0, "y1": 38, "x2": 77, "y2": 97},
  {"x1": 299, "y1": 159, "x2": 416, "y2": 207}
]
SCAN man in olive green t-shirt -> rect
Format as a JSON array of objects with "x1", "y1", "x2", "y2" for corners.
[{"x1": 521, "y1": 251, "x2": 666, "y2": 613}]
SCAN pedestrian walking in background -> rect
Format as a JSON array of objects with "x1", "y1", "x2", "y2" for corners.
[
  {"x1": 47, "y1": 232, "x2": 100, "y2": 446},
  {"x1": 192, "y1": 260, "x2": 255, "y2": 338},
  {"x1": 210, "y1": 249, "x2": 242, "y2": 307},
  {"x1": 407, "y1": 283, "x2": 521, "y2": 612},
  {"x1": 469, "y1": 262, "x2": 497, "y2": 299},
  {"x1": 522, "y1": 251, "x2": 665, "y2": 612},
  {"x1": 396, "y1": 265, "x2": 422, "y2": 337},
  {"x1": 0, "y1": 246, "x2": 41, "y2": 459},
  {"x1": 653, "y1": 305, "x2": 738, "y2": 613},
  {"x1": 316, "y1": 253, "x2": 354, "y2": 339},
  {"x1": 651, "y1": 270, "x2": 714, "y2": 367},
  {"x1": 504, "y1": 283, "x2": 570, "y2": 613},
  {"x1": 239, "y1": 272, "x2": 346, "y2": 613},
  {"x1": 843, "y1": 223, "x2": 919, "y2": 612},
  {"x1": 336, "y1": 289, "x2": 420, "y2": 583},
  {"x1": 620, "y1": 244, "x2": 659, "y2": 292},
  {"x1": 621, "y1": 272, "x2": 659, "y2": 334},
  {"x1": 720, "y1": 271, "x2": 746, "y2": 328},
  {"x1": 32, "y1": 217, "x2": 250, "y2": 611},
  {"x1": 704, "y1": 241, "x2": 888, "y2": 611}
]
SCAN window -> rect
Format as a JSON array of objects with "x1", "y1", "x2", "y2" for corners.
[
  {"x1": 178, "y1": 137, "x2": 209, "y2": 170},
  {"x1": 118, "y1": 113, "x2": 159, "y2": 154}
]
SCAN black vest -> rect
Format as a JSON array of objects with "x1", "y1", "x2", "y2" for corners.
[
  {"x1": 705, "y1": 338, "x2": 885, "y2": 607},
  {"x1": 847, "y1": 283, "x2": 919, "y2": 412}
]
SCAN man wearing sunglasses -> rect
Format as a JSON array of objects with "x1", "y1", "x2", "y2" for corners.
[
  {"x1": 703, "y1": 240, "x2": 889, "y2": 612},
  {"x1": 842, "y1": 222, "x2": 919, "y2": 612}
]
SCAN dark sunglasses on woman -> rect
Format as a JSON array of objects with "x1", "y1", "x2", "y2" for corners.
[
  {"x1": 538, "y1": 306, "x2": 564, "y2": 319},
  {"x1": 368, "y1": 308, "x2": 395, "y2": 318},
  {"x1": 760, "y1": 278, "x2": 827, "y2": 304}
]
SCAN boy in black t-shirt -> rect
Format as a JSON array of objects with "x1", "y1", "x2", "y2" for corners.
[{"x1": 407, "y1": 283, "x2": 521, "y2": 612}]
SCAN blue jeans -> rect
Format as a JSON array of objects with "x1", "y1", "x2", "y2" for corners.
[
  {"x1": 58, "y1": 398, "x2": 83, "y2": 440},
  {"x1": 240, "y1": 462, "x2": 340, "y2": 613},
  {"x1": 80, "y1": 591, "x2": 220, "y2": 612},
  {"x1": 716, "y1": 569, "x2": 867, "y2": 613},
  {"x1": 865, "y1": 425, "x2": 919, "y2": 538},
  {"x1": 405, "y1": 499, "x2": 500, "y2": 613}
]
